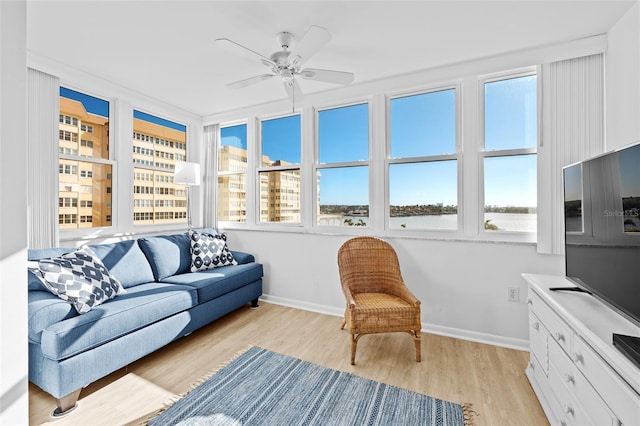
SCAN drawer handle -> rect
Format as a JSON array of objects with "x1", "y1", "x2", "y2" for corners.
[
  {"x1": 527, "y1": 299, "x2": 533, "y2": 305},
  {"x1": 563, "y1": 373, "x2": 575, "y2": 385},
  {"x1": 573, "y1": 353, "x2": 584, "y2": 364},
  {"x1": 563, "y1": 404, "x2": 575, "y2": 417},
  {"x1": 555, "y1": 332, "x2": 566, "y2": 342},
  {"x1": 533, "y1": 322, "x2": 539, "y2": 331}
]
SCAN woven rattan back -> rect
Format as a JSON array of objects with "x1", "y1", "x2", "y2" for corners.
[{"x1": 337, "y1": 236, "x2": 404, "y2": 296}]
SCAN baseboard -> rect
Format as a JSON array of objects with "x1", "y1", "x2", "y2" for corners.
[
  {"x1": 423, "y1": 323, "x2": 529, "y2": 351},
  {"x1": 259, "y1": 294, "x2": 529, "y2": 352},
  {"x1": 259, "y1": 294, "x2": 345, "y2": 318}
]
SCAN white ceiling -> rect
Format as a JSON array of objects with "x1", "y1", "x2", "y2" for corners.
[{"x1": 27, "y1": 0, "x2": 635, "y2": 117}]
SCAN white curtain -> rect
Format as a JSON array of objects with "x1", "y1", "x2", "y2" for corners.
[
  {"x1": 537, "y1": 53, "x2": 604, "y2": 254},
  {"x1": 27, "y1": 68, "x2": 59, "y2": 248},
  {"x1": 202, "y1": 124, "x2": 219, "y2": 228}
]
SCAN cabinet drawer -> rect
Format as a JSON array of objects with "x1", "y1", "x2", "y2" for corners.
[
  {"x1": 529, "y1": 290, "x2": 572, "y2": 355},
  {"x1": 550, "y1": 340, "x2": 615, "y2": 426},
  {"x1": 548, "y1": 361, "x2": 599, "y2": 426},
  {"x1": 573, "y1": 336, "x2": 640, "y2": 426},
  {"x1": 529, "y1": 312, "x2": 548, "y2": 374}
]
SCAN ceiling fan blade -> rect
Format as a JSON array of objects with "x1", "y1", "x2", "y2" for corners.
[
  {"x1": 227, "y1": 74, "x2": 275, "y2": 89},
  {"x1": 288, "y1": 25, "x2": 331, "y2": 68},
  {"x1": 299, "y1": 68, "x2": 354, "y2": 85},
  {"x1": 216, "y1": 38, "x2": 276, "y2": 67},
  {"x1": 283, "y1": 79, "x2": 304, "y2": 103}
]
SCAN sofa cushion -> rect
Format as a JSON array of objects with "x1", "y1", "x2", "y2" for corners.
[
  {"x1": 39, "y1": 282, "x2": 198, "y2": 361},
  {"x1": 28, "y1": 247, "x2": 74, "y2": 261},
  {"x1": 28, "y1": 291, "x2": 77, "y2": 343},
  {"x1": 161, "y1": 262, "x2": 263, "y2": 304},
  {"x1": 30, "y1": 247, "x2": 126, "y2": 314},
  {"x1": 27, "y1": 248, "x2": 75, "y2": 291},
  {"x1": 229, "y1": 251, "x2": 255, "y2": 265},
  {"x1": 189, "y1": 229, "x2": 237, "y2": 272},
  {"x1": 88, "y1": 240, "x2": 155, "y2": 288},
  {"x1": 138, "y1": 233, "x2": 192, "y2": 281}
]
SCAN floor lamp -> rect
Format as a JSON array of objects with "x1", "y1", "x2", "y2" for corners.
[{"x1": 174, "y1": 161, "x2": 201, "y2": 229}]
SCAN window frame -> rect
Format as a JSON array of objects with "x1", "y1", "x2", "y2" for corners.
[
  {"x1": 385, "y1": 83, "x2": 462, "y2": 234},
  {"x1": 217, "y1": 121, "x2": 249, "y2": 225},
  {"x1": 256, "y1": 112, "x2": 303, "y2": 227},
  {"x1": 207, "y1": 67, "x2": 540, "y2": 244},
  {"x1": 314, "y1": 99, "x2": 372, "y2": 230},
  {"x1": 57, "y1": 86, "x2": 116, "y2": 236},
  {"x1": 478, "y1": 68, "x2": 538, "y2": 238},
  {"x1": 55, "y1": 80, "x2": 199, "y2": 242}
]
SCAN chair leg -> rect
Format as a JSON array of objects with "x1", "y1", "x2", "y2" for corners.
[
  {"x1": 350, "y1": 333, "x2": 358, "y2": 365},
  {"x1": 414, "y1": 332, "x2": 422, "y2": 362},
  {"x1": 340, "y1": 318, "x2": 346, "y2": 330}
]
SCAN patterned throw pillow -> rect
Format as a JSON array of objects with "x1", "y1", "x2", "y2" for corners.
[
  {"x1": 189, "y1": 229, "x2": 238, "y2": 272},
  {"x1": 29, "y1": 246, "x2": 126, "y2": 314}
]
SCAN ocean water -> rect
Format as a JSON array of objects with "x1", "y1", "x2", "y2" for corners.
[{"x1": 319, "y1": 212, "x2": 537, "y2": 232}]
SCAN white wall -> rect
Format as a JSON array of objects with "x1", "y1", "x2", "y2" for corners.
[
  {"x1": 0, "y1": 0, "x2": 28, "y2": 424},
  {"x1": 229, "y1": 230, "x2": 563, "y2": 349},
  {"x1": 606, "y1": 1, "x2": 640, "y2": 150}
]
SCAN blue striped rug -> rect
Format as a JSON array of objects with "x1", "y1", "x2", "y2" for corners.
[{"x1": 148, "y1": 346, "x2": 471, "y2": 425}]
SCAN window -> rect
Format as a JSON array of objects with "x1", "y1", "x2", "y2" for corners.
[
  {"x1": 59, "y1": 197, "x2": 77, "y2": 208},
  {"x1": 132, "y1": 110, "x2": 187, "y2": 225},
  {"x1": 59, "y1": 87, "x2": 112, "y2": 230},
  {"x1": 259, "y1": 115, "x2": 301, "y2": 224},
  {"x1": 482, "y1": 73, "x2": 537, "y2": 232},
  {"x1": 218, "y1": 124, "x2": 247, "y2": 223},
  {"x1": 388, "y1": 88, "x2": 458, "y2": 230},
  {"x1": 59, "y1": 214, "x2": 77, "y2": 225},
  {"x1": 59, "y1": 164, "x2": 77, "y2": 175},
  {"x1": 316, "y1": 103, "x2": 369, "y2": 227}
]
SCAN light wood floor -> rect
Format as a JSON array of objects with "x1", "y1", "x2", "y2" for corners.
[{"x1": 29, "y1": 302, "x2": 549, "y2": 425}]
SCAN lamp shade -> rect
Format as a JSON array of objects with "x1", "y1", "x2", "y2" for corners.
[{"x1": 174, "y1": 162, "x2": 201, "y2": 186}]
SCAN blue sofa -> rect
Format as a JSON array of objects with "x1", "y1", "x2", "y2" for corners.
[{"x1": 27, "y1": 229, "x2": 263, "y2": 416}]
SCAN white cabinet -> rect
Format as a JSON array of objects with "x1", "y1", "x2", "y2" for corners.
[{"x1": 522, "y1": 274, "x2": 640, "y2": 426}]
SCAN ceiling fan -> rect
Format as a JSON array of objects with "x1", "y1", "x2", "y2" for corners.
[{"x1": 215, "y1": 25, "x2": 355, "y2": 106}]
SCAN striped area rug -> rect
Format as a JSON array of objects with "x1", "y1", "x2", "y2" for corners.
[{"x1": 148, "y1": 346, "x2": 472, "y2": 426}]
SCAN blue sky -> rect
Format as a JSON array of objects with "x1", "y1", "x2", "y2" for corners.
[
  {"x1": 60, "y1": 87, "x2": 186, "y2": 132},
  {"x1": 63, "y1": 78, "x2": 538, "y2": 208},
  {"x1": 61, "y1": 87, "x2": 109, "y2": 117},
  {"x1": 221, "y1": 75, "x2": 537, "y2": 207},
  {"x1": 262, "y1": 115, "x2": 301, "y2": 164}
]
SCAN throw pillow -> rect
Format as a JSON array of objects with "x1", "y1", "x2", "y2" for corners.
[
  {"x1": 189, "y1": 229, "x2": 238, "y2": 272},
  {"x1": 32, "y1": 246, "x2": 126, "y2": 314}
]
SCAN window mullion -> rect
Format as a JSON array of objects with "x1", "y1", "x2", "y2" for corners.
[{"x1": 482, "y1": 147, "x2": 537, "y2": 158}]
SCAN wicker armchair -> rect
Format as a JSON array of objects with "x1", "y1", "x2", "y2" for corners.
[{"x1": 337, "y1": 236, "x2": 422, "y2": 365}]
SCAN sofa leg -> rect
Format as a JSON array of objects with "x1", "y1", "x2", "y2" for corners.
[
  {"x1": 250, "y1": 298, "x2": 260, "y2": 309},
  {"x1": 52, "y1": 388, "x2": 81, "y2": 417}
]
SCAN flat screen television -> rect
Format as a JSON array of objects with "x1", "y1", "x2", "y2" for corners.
[{"x1": 563, "y1": 141, "x2": 640, "y2": 367}]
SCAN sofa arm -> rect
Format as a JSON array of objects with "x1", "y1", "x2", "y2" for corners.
[{"x1": 231, "y1": 251, "x2": 255, "y2": 265}]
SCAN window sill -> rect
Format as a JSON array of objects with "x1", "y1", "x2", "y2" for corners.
[{"x1": 218, "y1": 223, "x2": 537, "y2": 246}]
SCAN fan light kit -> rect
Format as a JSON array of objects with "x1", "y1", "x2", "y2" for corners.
[{"x1": 216, "y1": 25, "x2": 355, "y2": 110}]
